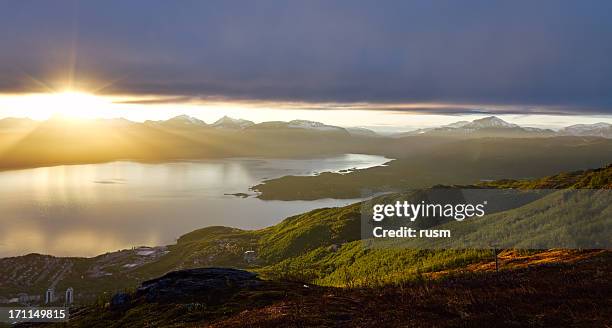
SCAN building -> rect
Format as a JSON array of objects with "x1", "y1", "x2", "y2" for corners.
[
  {"x1": 65, "y1": 287, "x2": 74, "y2": 305},
  {"x1": 45, "y1": 288, "x2": 54, "y2": 304}
]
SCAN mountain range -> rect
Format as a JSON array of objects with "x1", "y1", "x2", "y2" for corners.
[
  {"x1": 400, "y1": 116, "x2": 612, "y2": 138},
  {"x1": 1, "y1": 114, "x2": 611, "y2": 173},
  {"x1": 153, "y1": 115, "x2": 612, "y2": 138},
  {"x1": 399, "y1": 116, "x2": 550, "y2": 138},
  {"x1": 2, "y1": 115, "x2": 611, "y2": 138},
  {"x1": 140, "y1": 114, "x2": 612, "y2": 139},
  {"x1": 558, "y1": 122, "x2": 612, "y2": 138},
  {"x1": 145, "y1": 115, "x2": 369, "y2": 136}
]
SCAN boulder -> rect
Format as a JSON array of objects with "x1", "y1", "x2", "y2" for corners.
[
  {"x1": 135, "y1": 268, "x2": 261, "y2": 303},
  {"x1": 109, "y1": 292, "x2": 131, "y2": 310}
]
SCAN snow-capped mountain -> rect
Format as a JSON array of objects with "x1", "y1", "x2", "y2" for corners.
[
  {"x1": 287, "y1": 120, "x2": 345, "y2": 131},
  {"x1": 247, "y1": 119, "x2": 351, "y2": 133},
  {"x1": 145, "y1": 115, "x2": 207, "y2": 129},
  {"x1": 462, "y1": 116, "x2": 519, "y2": 129},
  {"x1": 146, "y1": 115, "x2": 372, "y2": 136},
  {"x1": 443, "y1": 121, "x2": 470, "y2": 129},
  {"x1": 210, "y1": 118, "x2": 376, "y2": 136},
  {"x1": 168, "y1": 115, "x2": 207, "y2": 126},
  {"x1": 400, "y1": 116, "x2": 553, "y2": 138},
  {"x1": 557, "y1": 122, "x2": 612, "y2": 138},
  {"x1": 212, "y1": 116, "x2": 254, "y2": 129}
]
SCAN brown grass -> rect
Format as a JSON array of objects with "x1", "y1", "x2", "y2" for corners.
[{"x1": 210, "y1": 251, "x2": 611, "y2": 327}]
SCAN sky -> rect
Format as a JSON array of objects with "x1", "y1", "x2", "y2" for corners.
[{"x1": 0, "y1": 0, "x2": 611, "y2": 130}]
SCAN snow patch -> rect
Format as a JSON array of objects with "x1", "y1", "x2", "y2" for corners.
[
  {"x1": 287, "y1": 120, "x2": 344, "y2": 131},
  {"x1": 212, "y1": 116, "x2": 255, "y2": 129}
]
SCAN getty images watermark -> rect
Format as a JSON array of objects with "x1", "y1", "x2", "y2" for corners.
[
  {"x1": 371, "y1": 200, "x2": 487, "y2": 238},
  {"x1": 360, "y1": 188, "x2": 612, "y2": 249}
]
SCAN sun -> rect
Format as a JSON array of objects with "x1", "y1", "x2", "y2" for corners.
[
  {"x1": 42, "y1": 91, "x2": 112, "y2": 120},
  {"x1": 3, "y1": 91, "x2": 114, "y2": 120}
]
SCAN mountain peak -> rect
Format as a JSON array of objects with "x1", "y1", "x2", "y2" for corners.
[
  {"x1": 558, "y1": 122, "x2": 612, "y2": 138},
  {"x1": 465, "y1": 116, "x2": 518, "y2": 129},
  {"x1": 585, "y1": 122, "x2": 611, "y2": 128},
  {"x1": 443, "y1": 121, "x2": 470, "y2": 128},
  {"x1": 398, "y1": 115, "x2": 550, "y2": 138},
  {"x1": 212, "y1": 116, "x2": 254, "y2": 129},
  {"x1": 167, "y1": 115, "x2": 207, "y2": 125},
  {"x1": 287, "y1": 120, "x2": 345, "y2": 131}
]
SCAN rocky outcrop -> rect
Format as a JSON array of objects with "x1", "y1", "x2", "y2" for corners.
[
  {"x1": 109, "y1": 293, "x2": 131, "y2": 310},
  {"x1": 135, "y1": 268, "x2": 262, "y2": 303}
]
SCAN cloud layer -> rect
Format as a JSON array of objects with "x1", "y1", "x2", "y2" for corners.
[{"x1": 1, "y1": 0, "x2": 611, "y2": 114}]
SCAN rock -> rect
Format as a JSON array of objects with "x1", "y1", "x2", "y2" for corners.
[
  {"x1": 136, "y1": 268, "x2": 262, "y2": 303},
  {"x1": 109, "y1": 293, "x2": 131, "y2": 310}
]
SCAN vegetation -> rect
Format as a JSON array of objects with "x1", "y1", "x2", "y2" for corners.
[
  {"x1": 254, "y1": 137, "x2": 612, "y2": 200},
  {"x1": 21, "y1": 250, "x2": 612, "y2": 328},
  {"x1": 3, "y1": 164, "x2": 611, "y2": 305},
  {"x1": 481, "y1": 163, "x2": 612, "y2": 189}
]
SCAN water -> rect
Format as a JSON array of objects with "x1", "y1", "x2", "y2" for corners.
[{"x1": 0, "y1": 154, "x2": 389, "y2": 257}]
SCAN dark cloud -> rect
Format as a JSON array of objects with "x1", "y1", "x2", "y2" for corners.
[
  {"x1": 379, "y1": 107, "x2": 598, "y2": 116},
  {"x1": 1, "y1": 0, "x2": 611, "y2": 114},
  {"x1": 114, "y1": 96, "x2": 199, "y2": 105}
]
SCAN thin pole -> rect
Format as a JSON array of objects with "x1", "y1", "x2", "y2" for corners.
[{"x1": 493, "y1": 248, "x2": 499, "y2": 272}]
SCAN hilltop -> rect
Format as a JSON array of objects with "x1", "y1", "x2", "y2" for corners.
[
  {"x1": 10, "y1": 249, "x2": 610, "y2": 327},
  {"x1": 40, "y1": 250, "x2": 609, "y2": 328}
]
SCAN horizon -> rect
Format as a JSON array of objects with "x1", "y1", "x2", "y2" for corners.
[
  {"x1": 2, "y1": 1, "x2": 612, "y2": 133},
  {"x1": 2, "y1": 110, "x2": 612, "y2": 133}
]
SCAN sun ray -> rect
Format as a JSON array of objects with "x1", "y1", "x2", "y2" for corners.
[
  {"x1": 90, "y1": 75, "x2": 130, "y2": 94},
  {"x1": 0, "y1": 119, "x2": 43, "y2": 159},
  {"x1": 66, "y1": 0, "x2": 81, "y2": 91},
  {"x1": 17, "y1": 69, "x2": 58, "y2": 93}
]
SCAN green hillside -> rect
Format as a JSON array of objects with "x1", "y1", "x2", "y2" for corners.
[{"x1": 2, "y1": 164, "x2": 610, "y2": 303}]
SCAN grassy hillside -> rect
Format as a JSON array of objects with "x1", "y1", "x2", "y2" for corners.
[
  {"x1": 482, "y1": 163, "x2": 612, "y2": 189},
  {"x1": 14, "y1": 250, "x2": 610, "y2": 328},
  {"x1": 211, "y1": 251, "x2": 611, "y2": 328},
  {"x1": 243, "y1": 164, "x2": 611, "y2": 287},
  {"x1": 3, "y1": 164, "x2": 610, "y2": 304}
]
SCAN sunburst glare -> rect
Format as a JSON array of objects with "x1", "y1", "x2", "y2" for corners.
[{"x1": 1, "y1": 91, "x2": 114, "y2": 120}]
